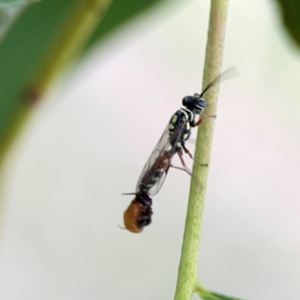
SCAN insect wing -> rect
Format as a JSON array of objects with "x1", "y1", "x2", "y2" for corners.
[
  {"x1": 150, "y1": 120, "x2": 187, "y2": 195},
  {"x1": 135, "y1": 124, "x2": 171, "y2": 196},
  {"x1": 136, "y1": 120, "x2": 186, "y2": 197}
]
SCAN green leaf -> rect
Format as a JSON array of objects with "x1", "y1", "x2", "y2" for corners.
[
  {"x1": 0, "y1": 0, "x2": 164, "y2": 161},
  {"x1": 195, "y1": 285, "x2": 246, "y2": 300},
  {"x1": 275, "y1": 0, "x2": 300, "y2": 49},
  {"x1": 199, "y1": 290, "x2": 246, "y2": 300}
]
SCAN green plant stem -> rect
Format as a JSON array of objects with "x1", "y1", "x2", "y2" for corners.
[
  {"x1": 0, "y1": 0, "x2": 112, "y2": 169},
  {"x1": 174, "y1": 1, "x2": 229, "y2": 300},
  {"x1": 194, "y1": 282, "x2": 214, "y2": 299}
]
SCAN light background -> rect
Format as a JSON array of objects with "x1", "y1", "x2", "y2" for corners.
[{"x1": 1, "y1": 0, "x2": 300, "y2": 299}]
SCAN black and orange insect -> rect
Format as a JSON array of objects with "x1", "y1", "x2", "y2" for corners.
[{"x1": 123, "y1": 67, "x2": 239, "y2": 233}]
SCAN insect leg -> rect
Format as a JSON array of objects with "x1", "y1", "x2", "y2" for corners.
[
  {"x1": 182, "y1": 146, "x2": 208, "y2": 167},
  {"x1": 174, "y1": 151, "x2": 203, "y2": 191},
  {"x1": 194, "y1": 114, "x2": 217, "y2": 126},
  {"x1": 177, "y1": 149, "x2": 191, "y2": 170},
  {"x1": 122, "y1": 192, "x2": 137, "y2": 196},
  {"x1": 173, "y1": 149, "x2": 193, "y2": 175},
  {"x1": 170, "y1": 164, "x2": 192, "y2": 176},
  {"x1": 182, "y1": 146, "x2": 193, "y2": 159}
]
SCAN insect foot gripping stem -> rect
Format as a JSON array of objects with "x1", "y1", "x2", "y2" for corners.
[
  {"x1": 169, "y1": 163, "x2": 203, "y2": 192},
  {"x1": 181, "y1": 146, "x2": 208, "y2": 167},
  {"x1": 195, "y1": 114, "x2": 217, "y2": 126}
]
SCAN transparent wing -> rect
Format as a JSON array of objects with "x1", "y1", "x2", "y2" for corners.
[
  {"x1": 136, "y1": 120, "x2": 186, "y2": 197},
  {"x1": 150, "y1": 120, "x2": 187, "y2": 196},
  {"x1": 199, "y1": 66, "x2": 239, "y2": 98}
]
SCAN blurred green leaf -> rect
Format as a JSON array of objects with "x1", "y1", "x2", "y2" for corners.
[
  {"x1": 275, "y1": 0, "x2": 300, "y2": 49},
  {"x1": 0, "y1": 0, "x2": 37, "y2": 7},
  {"x1": 0, "y1": 7, "x2": 27, "y2": 42},
  {"x1": 0, "y1": 0, "x2": 163, "y2": 156},
  {"x1": 86, "y1": 0, "x2": 163, "y2": 50}
]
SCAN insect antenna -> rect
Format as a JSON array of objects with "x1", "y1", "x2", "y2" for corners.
[{"x1": 199, "y1": 66, "x2": 239, "y2": 98}]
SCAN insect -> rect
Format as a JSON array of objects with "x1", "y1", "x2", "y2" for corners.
[{"x1": 123, "y1": 67, "x2": 239, "y2": 233}]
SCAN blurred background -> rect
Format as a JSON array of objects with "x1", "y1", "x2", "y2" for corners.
[{"x1": 0, "y1": 0, "x2": 300, "y2": 299}]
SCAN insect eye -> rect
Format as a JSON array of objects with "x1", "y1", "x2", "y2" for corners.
[
  {"x1": 182, "y1": 97, "x2": 191, "y2": 106},
  {"x1": 199, "y1": 100, "x2": 207, "y2": 107}
]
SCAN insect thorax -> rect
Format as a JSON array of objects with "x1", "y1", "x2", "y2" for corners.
[{"x1": 168, "y1": 108, "x2": 194, "y2": 147}]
